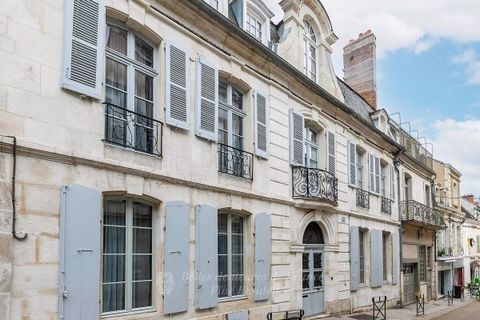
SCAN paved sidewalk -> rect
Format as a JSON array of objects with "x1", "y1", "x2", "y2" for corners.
[{"x1": 321, "y1": 297, "x2": 477, "y2": 320}]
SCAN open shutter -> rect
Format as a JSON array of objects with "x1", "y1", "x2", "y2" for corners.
[
  {"x1": 375, "y1": 157, "x2": 381, "y2": 194},
  {"x1": 392, "y1": 231, "x2": 399, "y2": 285},
  {"x1": 254, "y1": 92, "x2": 268, "y2": 158},
  {"x1": 368, "y1": 154, "x2": 374, "y2": 192},
  {"x1": 370, "y1": 230, "x2": 383, "y2": 287},
  {"x1": 350, "y1": 226, "x2": 360, "y2": 291},
  {"x1": 348, "y1": 141, "x2": 356, "y2": 186},
  {"x1": 195, "y1": 58, "x2": 218, "y2": 141},
  {"x1": 254, "y1": 213, "x2": 271, "y2": 301},
  {"x1": 327, "y1": 131, "x2": 336, "y2": 175},
  {"x1": 390, "y1": 165, "x2": 395, "y2": 200},
  {"x1": 289, "y1": 108, "x2": 304, "y2": 166},
  {"x1": 166, "y1": 42, "x2": 189, "y2": 129},
  {"x1": 59, "y1": 184, "x2": 101, "y2": 320},
  {"x1": 195, "y1": 204, "x2": 218, "y2": 309},
  {"x1": 61, "y1": 0, "x2": 104, "y2": 98},
  {"x1": 164, "y1": 201, "x2": 190, "y2": 314}
]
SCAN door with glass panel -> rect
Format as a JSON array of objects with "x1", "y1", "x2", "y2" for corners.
[{"x1": 302, "y1": 250, "x2": 324, "y2": 316}]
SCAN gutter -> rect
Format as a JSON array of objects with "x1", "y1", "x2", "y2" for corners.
[{"x1": 393, "y1": 149, "x2": 404, "y2": 305}]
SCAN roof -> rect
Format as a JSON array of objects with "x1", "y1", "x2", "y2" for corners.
[{"x1": 337, "y1": 78, "x2": 374, "y2": 125}]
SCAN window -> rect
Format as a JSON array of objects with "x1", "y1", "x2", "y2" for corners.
[
  {"x1": 381, "y1": 164, "x2": 387, "y2": 197},
  {"x1": 304, "y1": 125, "x2": 318, "y2": 168},
  {"x1": 104, "y1": 24, "x2": 157, "y2": 154},
  {"x1": 356, "y1": 149, "x2": 364, "y2": 188},
  {"x1": 102, "y1": 199, "x2": 153, "y2": 313},
  {"x1": 218, "y1": 213, "x2": 245, "y2": 298},
  {"x1": 369, "y1": 155, "x2": 381, "y2": 194},
  {"x1": 359, "y1": 230, "x2": 365, "y2": 284},
  {"x1": 383, "y1": 233, "x2": 388, "y2": 281},
  {"x1": 303, "y1": 20, "x2": 317, "y2": 80},
  {"x1": 404, "y1": 174, "x2": 412, "y2": 202},
  {"x1": 218, "y1": 79, "x2": 245, "y2": 150},
  {"x1": 246, "y1": 12, "x2": 263, "y2": 40},
  {"x1": 419, "y1": 245, "x2": 426, "y2": 282},
  {"x1": 425, "y1": 185, "x2": 431, "y2": 207}
]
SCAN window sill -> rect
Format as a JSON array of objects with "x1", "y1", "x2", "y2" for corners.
[
  {"x1": 219, "y1": 295, "x2": 248, "y2": 303},
  {"x1": 101, "y1": 307, "x2": 156, "y2": 318},
  {"x1": 104, "y1": 141, "x2": 162, "y2": 159}
]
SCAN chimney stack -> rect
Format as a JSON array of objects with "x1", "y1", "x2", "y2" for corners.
[{"x1": 343, "y1": 30, "x2": 377, "y2": 109}]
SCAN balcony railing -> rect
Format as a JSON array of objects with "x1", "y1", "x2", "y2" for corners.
[
  {"x1": 401, "y1": 200, "x2": 445, "y2": 228},
  {"x1": 435, "y1": 197, "x2": 452, "y2": 209},
  {"x1": 292, "y1": 166, "x2": 338, "y2": 205},
  {"x1": 217, "y1": 144, "x2": 253, "y2": 180},
  {"x1": 381, "y1": 196, "x2": 393, "y2": 214},
  {"x1": 104, "y1": 103, "x2": 163, "y2": 156},
  {"x1": 356, "y1": 189, "x2": 370, "y2": 208}
]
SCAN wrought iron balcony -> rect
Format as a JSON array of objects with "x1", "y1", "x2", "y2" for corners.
[
  {"x1": 381, "y1": 197, "x2": 393, "y2": 214},
  {"x1": 356, "y1": 189, "x2": 370, "y2": 209},
  {"x1": 217, "y1": 144, "x2": 253, "y2": 180},
  {"x1": 435, "y1": 197, "x2": 452, "y2": 209},
  {"x1": 104, "y1": 103, "x2": 163, "y2": 156},
  {"x1": 401, "y1": 200, "x2": 445, "y2": 228},
  {"x1": 291, "y1": 166, "x2": 338, "y2": 205}
]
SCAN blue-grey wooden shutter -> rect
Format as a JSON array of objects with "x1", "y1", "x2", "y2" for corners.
[
  {"x1": 229, "y1": 0, "x2": 244, "y2": 27},
  {"x1": 254, "y1": 213, "x2": 271, "y2": 301},
  {"x1": 289, "y1": 108, "x2": 305, "y2": 166},
  {"x1": 350, "y1": 226, "x2": 360, "y2": 291},
  {"x1": 392, "y1": 231, "x2": 399, "y2": 285},
  {"x1": 327, "y1": 131, "x2": 336, "y2": 175},
  {"x1": 61, "y1": 0, "x2": 105, "y2": 98},
  {"x1": 163, "y1": 201, "x2": 190, "y2": 314},
  {"x1": 195, "y1": 204, "x2": 218, "y2": 309},
  {"x1": 228, "y1": 310, "x2": 249, "y2": 320},
  {"x1": 368, "y1": 154, "x2": 374, "y2": 192},
  {"x1": 195, "y1": 58, "x2": 218, "y2": 141},
  {"x1": 254, "y1": 92, "x2": 268, "y2": 158},
  {"x1": 59, "y1": 184, "x2": 101, "y2": 320},
  {"x1": 166, "y1": 42, "x2": 189, "y2": 130},
  {"x1": 370, "y1": 229, "x2": 383, "y2": 287},
  {"x1": 390, "y1": 165, "x2": 395, "y2": 200}
]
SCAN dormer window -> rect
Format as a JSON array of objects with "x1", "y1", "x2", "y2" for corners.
[
  {"x1": 303, "y1": 20, "x2": 317, "y2": 80},
  {"x1": 246, "y1": 11, "x2": 263, "y2": 40}
]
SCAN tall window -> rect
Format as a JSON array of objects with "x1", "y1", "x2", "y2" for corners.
[
  {"x1": 105, "y1": 24, "x2": 157, "y2": 153},
  {"x1": 419, "y1": 245, "x2": 426, "y2": 282},
  {"x1": 381, "y1": 164, "x2": 387, "y2": 196},
  {"x1": 303, "y1": 20, "x2": 317, "y2": 80},
  {"x1": 102, "y1": 199, "x2": 153, "y2": 313},
  {"x1": 246, "y1": 12, "x2": 263, "y2": 40},
  {"x1": 383, "y1": 233, "x2": 388, "y2": 281},
  {"x1": 359, "y1": 230, "x2": 365, "y2": 284},
  {"x1": 425, "y1": 185, "x2": 431, "y2": 207},
  {"x1": 356, "y1": 149, "x2": 364, "y2": 188},
  {"x1": 218, "y1": 213, "x2": 245, "y2": 298},
  {"x1": 218, "y1": 79, "x2": 245, "y2": 150},
  {"x1": 304, "y1": 125, "x2": 318, "y2": 168}
]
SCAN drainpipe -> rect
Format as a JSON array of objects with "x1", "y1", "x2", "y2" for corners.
[{"x1": 393, "y1": 149, "x2": 404, "y2": 305}]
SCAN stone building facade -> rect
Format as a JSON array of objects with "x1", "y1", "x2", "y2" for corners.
[{"x1": 461, "y1": 195, "x2": 480, "y2": 284}]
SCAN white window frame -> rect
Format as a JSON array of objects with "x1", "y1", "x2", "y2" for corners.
[
  {"x1": 303, "y1": 20, "x2": 317, "y2": 81},
  {"x1": 356, "y1": 149, "x2": 364, "y2": 189},
  {"x1": 369, "y1": 154, "x2": 381, "y2": 195},
  {"x1": 104, "y1": 22, "x2": 158, "y2": 151},
  {"x1": 218, "y1": 79, "x2": 246, "y2": 150},
  {"x1": 246, "y1": 10, "x2": 263, "y2": 41},
  {"x1": 218, "y1": 213, "x2": 247, "y2": 300},
  {"x1": 304, "y1": 125, "x2": 319, "y2": 169},
  {"x1": 359, "y1": 229, "x2": 365, "y2": 284},
  {"x1": 101, "y1": 198, "x2": 155, "y2": 315}
]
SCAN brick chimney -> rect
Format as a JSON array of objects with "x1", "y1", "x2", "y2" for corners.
[
  {"x1": 463, "y1": 194, "x2": 476, "y2": 203},
  {"x1": 343, "y1": 30, "x2": 377, "y2": 109}
]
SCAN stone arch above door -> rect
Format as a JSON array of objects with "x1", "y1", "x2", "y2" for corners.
[{"x1": 290, "y1": 210, "x2": 339, "y2": 252}]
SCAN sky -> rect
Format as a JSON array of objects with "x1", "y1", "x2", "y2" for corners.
[{"x1": 264, "y1": 0, "x2": 480, "y2": 196}]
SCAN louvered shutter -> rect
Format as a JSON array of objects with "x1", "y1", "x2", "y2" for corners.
[
  {"x1": 166, "y1": 42, "x2": 189, "y2": 130},
  {"x1": 61, "y1": 0, "x2": 105, "y2": 98},
  {"x1": 370, "y1": 230, "x2": 383, "y2": 287},
  {"x1": 254, "y1": 213, "x2": 271, "y2": 301},
  {"x1": 375, "y1": 157, "x2": 381, "y2": 194},
  {"x1": 164, "y1": 201, "x2": 190, "y2": 314},
  {"x1": 289, "y1": 108, "x2": 304, "y2": 166},
  {"x1": 369, "y1": 154, "x2": 374, "y2": 192},
  {"x1": 327, "y1": 131, "x2": 336, "y2": 175},
  {"x1": 195, "y1": 58, "x2": 218, "y2": 141},
  {"x1": 59, "y1": 185, "x2": 101, "y2": 320},
  {"x1": 392, "y1": 231, "x2": 399, "y2": 285},
  {"x1": 348, "y1": 141, "x2": 356, "y2": 186},
  {"x1": 390, "y1": 165, "x2": 395, "y2": 200},
  {"x1": 350, "y1": 226, "x2": 360, "y2": 291},
  {"x1": 254, "y1": 92, "x2": 268, "y2": 158},
  {"x1": 195, "y1": 204, "x2": 218, "y2": 309}
]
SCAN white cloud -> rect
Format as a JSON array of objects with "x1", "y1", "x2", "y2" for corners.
[
  {"x1": 430, "y1": 119, "x2": 480, "y2": 195},
  {"x1": 452, "y1": 49, "x2": 480, "y2": 85}
]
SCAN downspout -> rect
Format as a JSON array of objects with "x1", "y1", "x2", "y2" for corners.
[{"x1": 393, "y1": 148, "x2": 404, "y2": 305}]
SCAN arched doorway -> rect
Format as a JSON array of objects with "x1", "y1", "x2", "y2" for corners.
[{"x1": 302, "y1": 222, "x2": 325, "y2": 316}]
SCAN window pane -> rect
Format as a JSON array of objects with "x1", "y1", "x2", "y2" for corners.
[
  {"x1": 133, "y1": 255, "x2": 152, "y2": 281},
  {"x1": 302, "y1": 253, "x2": 309, "y2": 270},
  {"x1": 132, "y1": 281, "x2": 152, "y2": 309},
  {"x1": 218, "y1": 275, "x2": 228, "y2": 298},
  {"x1": 231, "y1": 215, "x2": 243, "y2": 234},
  {"x1": 135, "y1": 37, "x2": 153, "y2": 67},
  {"x1": 314, "y1": 253, "x2": 322, "y2": 269},
  {"x1": 105, "y1": 87, "x2": 127, "y2": 108},
  {"x1": 218, "y1": 234, "x2": 227, "y2": 254},
  {"x1": 232, "y1": 275, "x2": 244, "y2": 296},
  {"x1": 232, "y1": 114, "x2": 243, "y2": 137},
  {"x1": 106, "y1": 25, "x2": 127, "y2": 55},
  {"x1": 218, "y1": 255, "x2": 228, "y2": 276},
  {"x1": 232, "y1": 88, "x2": 243, "y2": 110},
  {"x1": 133, "y1": 202, "x2": 152, "y2": 227},
  {"x1": 135, "y1": 71, "x2": 153, "y2": 101},
  {"x1": 302, "y1": 272, "x2": 309, "y2": 289},
  {"x1": 218, "y1": 108, "x2": 228, "y2": 131},
  {"x1": 219, "y1": 80, "x2": 228, "y2": 105},
  {"x1": 232, "y1": 234, "x2": 243, "y2": 254},
  {"x1": 104, "y1": 200, "x2": 126, "y2": 225},
  {"x1": 133, "y1": 228, "x2": 152, "y2": 253},
  {"x1": 313, "y1": 271, "x2": 322, "y2": 287},
  {"x1": 102, "y1": 283, "x2": 125, "y2": 312},
  {"x1": 106, "y1": 58, "x2": 127, "y2": 91},
  {"x1": 232, "y1": 255, "x2": 244, "y2": 274},
  {"x1": 104, "y1": 226, "x2": 126, "y2": 253},
  {"x1": 218, "y1": 214, "x2": 228, "y2": 233},
  {"x1": 103, "y1": 255, "x2": 125, "y2": 282}
]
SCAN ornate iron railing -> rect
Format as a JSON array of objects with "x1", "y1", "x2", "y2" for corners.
[
  {"x1": 435, "y1": 197, "x2": 452, "y2": 208},
  {"x1": 381, "y1": 197, "x2": 392, "y2": 214},
  {"x1": 104, "y1": 103, "x2": 163, "y2": 156},
  {"x1": 291, "y1": 166, "x2": 338, "y2": 205},
  {"x1": 401, "y1": 200, "x2": 445, "y2": 228},
  {"x1": 217, "y1": 144, "x2": 253, "y2": 180},
  {"x1": 356, "y1": 189, "x2": 370, "y2": 208}
]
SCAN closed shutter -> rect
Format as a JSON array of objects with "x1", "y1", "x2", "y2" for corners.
[
  {"x1": 254, "y1": 92, "x2": 268, "y2": 158},
  {"x1": 195, "y1": 204, "x2": 218, "y2": 309},
  {"x1": 390, "y1": 165, "x2": 395, "y2": 200},
  {"x1": 61, "y1": 0, "x2": 105, "y2": 98},
  {"x1": 195, "y1": 58, "x2": 218, "y2": 141},
  {"x1": 254, "y1": 213, "x2": 271, "y2": 301},
  {"x1": 350, "y1": 226, "x2": 360, "y2": 291},
  {"x1": 289, "y1": 108, "x2": 305, "y2": 166},
  {"x1": 327, "y1": 131, "x2": 336, "y2": 175},
  {"x1": 59, "y1": 184, "x2": 101, "y2": 320},
  {"x1": 164, "y1": 201, "x2": 190, "y2": 314},
  {"x1": 166, "y1": 42, "x2": 189, "y2": 130},
  {"x1": 370, "y1": 230, "x2": 383, "y2": 287},
  {"x1": 392, "y1": 231, "x2": 399, "y2": 285},
  {"x1": 348, "y1": 141, "x2": 356, "y2": 186}
]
